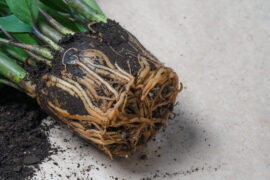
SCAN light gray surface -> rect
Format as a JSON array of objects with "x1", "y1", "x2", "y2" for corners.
[{"x1": 34, "y1": 0, "x2": 270, "y2": 179}]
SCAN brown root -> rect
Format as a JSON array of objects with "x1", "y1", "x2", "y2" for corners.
[{"x1": 36, "y1": 20, "x2": 181, "y2": 158}]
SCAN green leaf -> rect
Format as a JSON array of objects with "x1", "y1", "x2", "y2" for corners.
[
  {"x1": 82, "y1": 0, "x2": 105, "y2": 16},
  {"x1": 5, "y1": 46, "x2": 29, "y2": 62},
  {"x1": 13, "y1": 33, "x2": 38, "y2": 45},
  {"x1": 5, "y1": 0, "x2": 39, "y2": 26},
  {"x1": 0, "y1": 0, "x2": 8, "y2": 13},
  {"x1": 0, "y1": 0, "x2": 7, "y2": 6},
  {"x1": 40, "y1": 0, "x2": 70, "y2": 13},
  {"x1": 0, "y1": 15, "x2": 32, "y2": 33}
]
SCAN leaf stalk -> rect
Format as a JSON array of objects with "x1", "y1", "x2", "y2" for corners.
[
  {"x1": 0, "y1": 37, "x2": 53, "y2": 59},
  {"x1": 32, "y1": 26, "x2": 63, "y2": 51},
  {"x1": 64, "y1": 0, "x2": 107, "y2": 23},
  {"x1": 39, "y1": 8, "x2": 75, "y2": 35}
]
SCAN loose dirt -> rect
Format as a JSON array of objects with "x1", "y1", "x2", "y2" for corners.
[{"x1": 0, "y1": 86, "x2": 53, "y2": 180}]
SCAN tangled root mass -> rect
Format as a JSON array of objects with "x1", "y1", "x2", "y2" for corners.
[{"x1": 35, "y1": 20, "x2": 181, "y2": 158}]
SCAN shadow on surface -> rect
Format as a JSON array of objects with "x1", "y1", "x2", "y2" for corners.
[
  {"x1": 113, "y1": 104, "x2": 207, "y2": 174},
  {"x1": 43, "y1": 103, "x2": 212, "y2": 178}
]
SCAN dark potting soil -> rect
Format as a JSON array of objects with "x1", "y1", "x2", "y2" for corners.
[
  {"x1": 29, "y1": 20, "x2": 157, "y2": 88},
  {"x1": 0, "y1": 86, "x2": 53, "y2": 180},
  {"x1": 31, "y1": 20, "x2": 161, "y2": 118}
]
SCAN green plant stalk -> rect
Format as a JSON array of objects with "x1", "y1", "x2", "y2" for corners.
[
  {"x1": 0, "y1": 78, "x2": 22, "y2": 91},
  {"x1": 0, "y1": 0, "x2": 107, "y2": 86},
  {"x1": 0, "y1": 0, "x2": 107, "y2": 92},
  {"x1": 39, "y1": 8, "x2": 75, "y2": 35},
  {"x1": 25, "y1": 51, "x2": 52, "y2": 66},
  {"x1": 64, "y1": 0, "x2": 107, "y2": 23},
  {"x1": 68, "y1": 10, "x2": 89, "y2": 25},
  {"x1": 0, "y1": 52, "x2": 26, "y2": 85},
  {"x1": 5, "y1": 47, "x2": 28, "y2": 62},
  {"x1": 0, "y1": 37, "x2": 53, "y2": 59},
  {"x1": 39, "y1": 4, "x2": 86, "y2": 32},
  {"x1": 39, "y1": 22, "x2": 63, "y2": 42},
  {"x1": 32, "y1": 26, "x2": 63, "y2": 51},
  {"x1": 0, "y1": 30, "x2": 43, "y2": 66},
  {"x1": 0, "y1": 29, "x2": 41, "y2": 66}
]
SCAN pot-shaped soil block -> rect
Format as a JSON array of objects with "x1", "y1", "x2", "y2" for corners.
[{"x1": 36, "y1": 20, "x2": 181, "y2": 158}]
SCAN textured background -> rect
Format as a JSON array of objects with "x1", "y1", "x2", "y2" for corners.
[{"x1": 34, "y1": 0, "x2": 270, "y2": 179}]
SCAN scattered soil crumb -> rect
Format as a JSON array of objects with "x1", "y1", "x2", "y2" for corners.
[{"x1": 139, "y1": 154, "x2": 147, "y2": 160}]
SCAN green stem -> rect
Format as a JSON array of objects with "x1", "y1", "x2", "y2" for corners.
[
  {"x1": 0, "y1": 52, "x2": 26, "y2": 85},
  {"x1": 39, "y1": 22, "x2": 63, "y2": 42},
  {"x1": 5, "y1": 48, "x2": 27, "y2": 62},
  {"x1": 66, "y1": 10, "x2": 89, "y2": 25},
  {"x1": 64, "y1": 0, "x2": 107, "y2": 23},
  {"x1": 0, "y1": 28, "x2": 47, "y2": 65},
  {"x1": 0, "y1": 33, "x2": 50, "y2": 66},
  {"x1": 0, "y1": 79, "x2": 23, "y2": 91},
  {"x1": 39, "y1": 8, "x2": 75, "y2": 35},
  {"x1": 26, "y1": 52, "x2": 52, "y2": 66},
  {"x1": 33, "y1": 26, "x2": 63, "y2": 52},
  {"x1": 81, "y1": 0, "x2": 105, "y2": 16},
  {"x1": 0, "y1": 37, "x2": 54, "y2": 59}
]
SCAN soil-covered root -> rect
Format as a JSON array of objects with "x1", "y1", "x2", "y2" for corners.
[{"x1": 35, "y1": 20, "x2": 181, "y2": 158}]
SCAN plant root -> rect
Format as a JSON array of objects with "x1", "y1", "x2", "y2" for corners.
[{"x1": 36, "y1": 20, "x2": 181, "y2": 158}]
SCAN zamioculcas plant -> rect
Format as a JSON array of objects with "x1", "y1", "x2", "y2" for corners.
[{"x1": 0, "y1": 0, "x2": 182, "y2": 158}]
